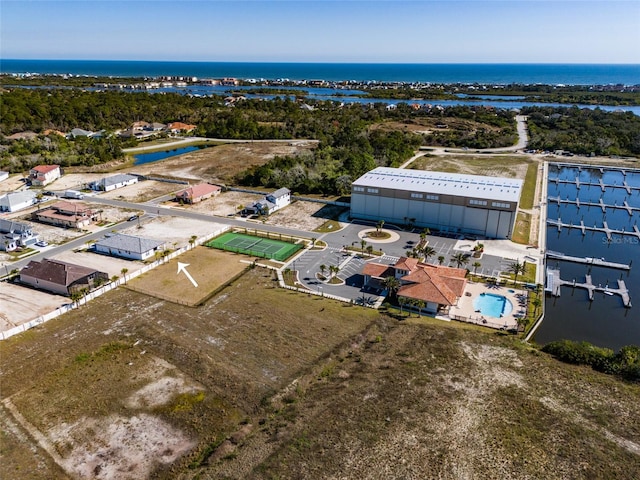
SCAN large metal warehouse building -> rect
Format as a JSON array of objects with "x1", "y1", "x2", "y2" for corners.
[{"x1": 350, "y1": 167, "x2": 523, "y2": 239}]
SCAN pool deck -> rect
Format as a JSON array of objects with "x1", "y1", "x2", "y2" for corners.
[{"x1": 446, "y1": 282, "x2": 526, "y2": 330}]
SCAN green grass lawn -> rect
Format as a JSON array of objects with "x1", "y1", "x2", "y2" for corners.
[{"x1": 520, "y1": 161, "x2": 539, "y2": 210}]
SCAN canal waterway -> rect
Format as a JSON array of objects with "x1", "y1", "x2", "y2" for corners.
[
  {"x1": 133, "y1": 145, "x2": 208, "y2": 165},
  {"x1": 535, "y1": 164, "x2": 640, "y2": 350}
]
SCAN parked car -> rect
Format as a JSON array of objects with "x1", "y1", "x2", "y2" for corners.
[
  {"x1": 128, "y1": 215, "x2": 139, "y2": 222},
  {"x1": 35, "y1": 240, "x2": 49, "y2": 247}
]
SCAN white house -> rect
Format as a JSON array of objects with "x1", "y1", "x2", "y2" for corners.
[
  {"x1": 246, "y1": 188, "x2": 291, "y2": 215},
  {"x1": 94, "y1": 233, "x2": 165, "y2": 261},
  {"x1": 29, "y1": 164, "x2": 61, "y2": 186},
  {"x1": 0, "y1": 190, "x2": 38, "y2": 213},
  {"x1": 90, "y1": 174, "x2": 139, "y2": 192},
  {"x1": 0, "y1": 219, "x2": 39, "y2": 251},
  {"x1": 0, "y1": 171, "x2": 9, "y2": 183}
]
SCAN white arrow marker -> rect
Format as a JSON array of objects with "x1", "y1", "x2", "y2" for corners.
[{"x1": 177, "y1": 262, "x2": 198, "y2": 288}]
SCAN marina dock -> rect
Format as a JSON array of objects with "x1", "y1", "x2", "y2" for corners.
[
  {"x1": 545, "y1": 268, "x2": 632, "y2": 307},
  {"x1": 546, "y1": 250, "x2": 631, "y2": 270},
  {"x1": 547, "y1": 217, "x2": 640, "y2": 242},
  {"x1": 551, "y1": 177, "x2": 640, "y2": 195},
  {"x1": 547, "y1": 195, "x2": 640, "y2": 216}
]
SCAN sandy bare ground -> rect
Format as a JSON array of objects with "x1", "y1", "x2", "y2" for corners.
[
  {"x1": 0, "y1": 174, "x2": 28, "y2": 193},
  {"x1": 52, "y1": 250, "x2": 143, "y2": 279},
  {"x1": 118, "y1": 216, "x2": 228, "y2": 248},
  {"x1": 173, "y1": 191, "x2": 261, "y2": 217},
  {"x1": 120, "y1": 142, "x2": 316, "y2": 185},
  {"x1": 100, "y1": 180, "x2": 180, "y2": 202},
  {"x1": 0, "y1": 282, "x2": 67, "y2": 330}
]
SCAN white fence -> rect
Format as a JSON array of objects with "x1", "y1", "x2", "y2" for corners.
[{"x1": 0, "y1": 229, "x2": 227, "y2": 341}]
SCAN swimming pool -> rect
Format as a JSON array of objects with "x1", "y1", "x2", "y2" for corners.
[{"x1": 473, "y1": 293, "x2": 513, "y2": 318}]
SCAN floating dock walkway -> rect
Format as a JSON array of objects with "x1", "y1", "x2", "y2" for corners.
[
  {"x1": 547, "y1": 217, "x2": 640, "y2": 242},
  {"x1": 546, "y1": 251, "x2": 631, "y2": 270},
  {"x1": 551, "y1": 177, "x2": 640, "y2": 195},
  {"x1": 548, "y1": 195, "x2": 640, "y2": 216},
  {"x1": 546, "y1": 268, "x2": 631, "y2": 307},
  {"x1": 551, "y1": 163, "x2": 632, "y2": 176}
]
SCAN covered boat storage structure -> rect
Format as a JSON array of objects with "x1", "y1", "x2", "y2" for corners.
[{"x1": 350, "y1": 167, "x2": 523, "y2": 239}]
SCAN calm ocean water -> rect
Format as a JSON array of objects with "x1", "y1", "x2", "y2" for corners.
[{"x1": 2, "y1": 59, "x2": 639, "y2": 85}]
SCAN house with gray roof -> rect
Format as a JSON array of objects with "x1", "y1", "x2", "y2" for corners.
[
  {"x1": 0, "y1": 218, "x2": 38, "y2": 251},
  {"x1": 20, "y1": 259, "x2": 108, "y2": 296},
  {"x1": 94, "y1": 233, "x2": 165, "y2": 261},
  {"x1": 245, "y1": 187, "x2": 291, "y2": 216},
  {"x1": 90, "y1": 174, "x2": 139, "y2": 192},
  {"x1": 0, "y1": 190, "x2": 38, "y2": 213}
]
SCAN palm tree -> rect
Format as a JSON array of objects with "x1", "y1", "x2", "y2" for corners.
[
  {"x1": 423, "y1": 246, "x2": 436, "y2": 263},
  {"x1": 398, "y1": 296, "x2": 407, "y2": 315},
  {"x1": 319, "y1": 264, "x2": 327, "y2": 279},
  {"x1": 508, "y1": 261, "x2": 526, "y2": 286},
  {"x1": 366, "y1": 245, "x2": 374, "y2": 256},
  {"x1": 376, "y1": 220, "x2": 385, "y2": 233},
  {"x1": 121, "y1": 267, "x2": 129, "y2": 285},
  {"x1": 383, "y1": 276, "x2": 400, "y2": 298},
  {"x1": 70, "y1": 290, "x2": 83, "y2": 307},
  {"x1": 360, "y1": 239, "x2": 367, "y2": 254},
  {"x1": 532, "y1": 297, "x2": 542, "y2": 316},
  {"x1": 189, "y1": 235, "x2": 197, "y2": 247},
  {"x1": 437, "y1": 255, "x2": 445, "y2": 265},
  {"x1": 472, "y1": 261, "x2": 481, "y2": 276},
  {"x1": 415, "y1": 300, "x2": 425, "y2": 316},
  {"x1": 451, "y1": 252, "x2": 469, "y2": 269},
  {"x1": 329, "y1": 265, "x2": 339, "y2": 279}
]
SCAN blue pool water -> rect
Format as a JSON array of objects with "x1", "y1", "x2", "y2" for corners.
[{"x1": 473, "y1": 293, "x2": 513, "y2": 318}]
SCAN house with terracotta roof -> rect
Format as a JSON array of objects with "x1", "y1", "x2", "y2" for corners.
[
  {"x1": 166, "y1": 122, "x2": 196, "y2": 134},
  {"x1": 32, "y1": 201, "x2": 97, "y2": 228},
  {"x1": 363, "y1": 256, "x2": 467, "y2": 314},
  {"x1": 175, "y1": 183, "x2": 221, "y2": 204},
  {"x1": 20, "y1": 259, "x2": 108, "y2": 296},
  {"x1": 29, "y1": 164, "x2": 61, "y2": 186}
]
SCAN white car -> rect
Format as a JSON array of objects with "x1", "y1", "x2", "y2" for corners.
[{"x1": 35, "y1": 241, "x2": 49, "y2": 247}]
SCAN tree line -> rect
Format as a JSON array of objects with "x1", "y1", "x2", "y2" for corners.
[{"x1": 522, "y1": 106, "x2": 640, "y2": 157}]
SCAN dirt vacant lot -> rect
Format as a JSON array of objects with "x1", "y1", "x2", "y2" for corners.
[
  {"x1": 121, "y1": 142, "x2": 316, "y2": 185},
  {"x1": 2, "y1": 273, "x2": 640, "y2": 480},
  {"x1": 126, "y1": 248, "x2": 249, "y2": 306},
  {"x1": 0, "y1": 269, "x2": 378, "y2": 479},
  {"x1": 118, "y1": 216, "x2": 228, "y2": 248},
  {"x1": 0, "y1": 282, "x2": 67, "y2": 331},
  {"x1": 412, "y1": 154, "x2": 531, "y2": 179}
]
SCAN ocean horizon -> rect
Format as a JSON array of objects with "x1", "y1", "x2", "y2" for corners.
[{"x1": 2, "y1": 59, "x2": 639, "y2": 85}]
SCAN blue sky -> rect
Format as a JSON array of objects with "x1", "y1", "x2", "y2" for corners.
[{"x1": 1, "y1": 0, "x2": 639, "y2": 63}]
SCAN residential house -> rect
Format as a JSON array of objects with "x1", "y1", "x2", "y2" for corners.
[
  {"x1": 94, "y1": 233, "x2": 165, "y2": 261},
  {"x1": 32, "y1": 201, "x2": 97, "y2": 229},
  {"x1": 29, "y1": 164, "x2": 61, "y2": 186},
  {"x1": 0, "y1": 190, "x2": 38, "y2": 213},
  {"x1": 166, "y1": 122, "x2": 196, "y2": 134},
  {"x1": 175, "y1": 183, "x2": 221, "y2": 204},
  {"x1": 67, "y1": 128, "x2": 94, "y2": 139},
  {"x1": 20, "y1": 259, "x2": 108, "y2": 296},
  {"x1": 90, "y1": 174, "x2": 139, "y2": 192},
  {"x1": 0, "y1": 219, "x2": 38, "y2": 251},
  {"x1": 131, "y1": 121, "x2": 151, "y2": 131},
  {"x1": 363, "y1": 256, "x2": 467, "y2": 314},
  {"x1": 245, "y1": 188, "x2": 291, "y2": 216}
]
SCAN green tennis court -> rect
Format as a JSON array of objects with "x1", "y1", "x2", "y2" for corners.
[{"x1": 206, "y1": 232, "x2": 302, "y2": 261}]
